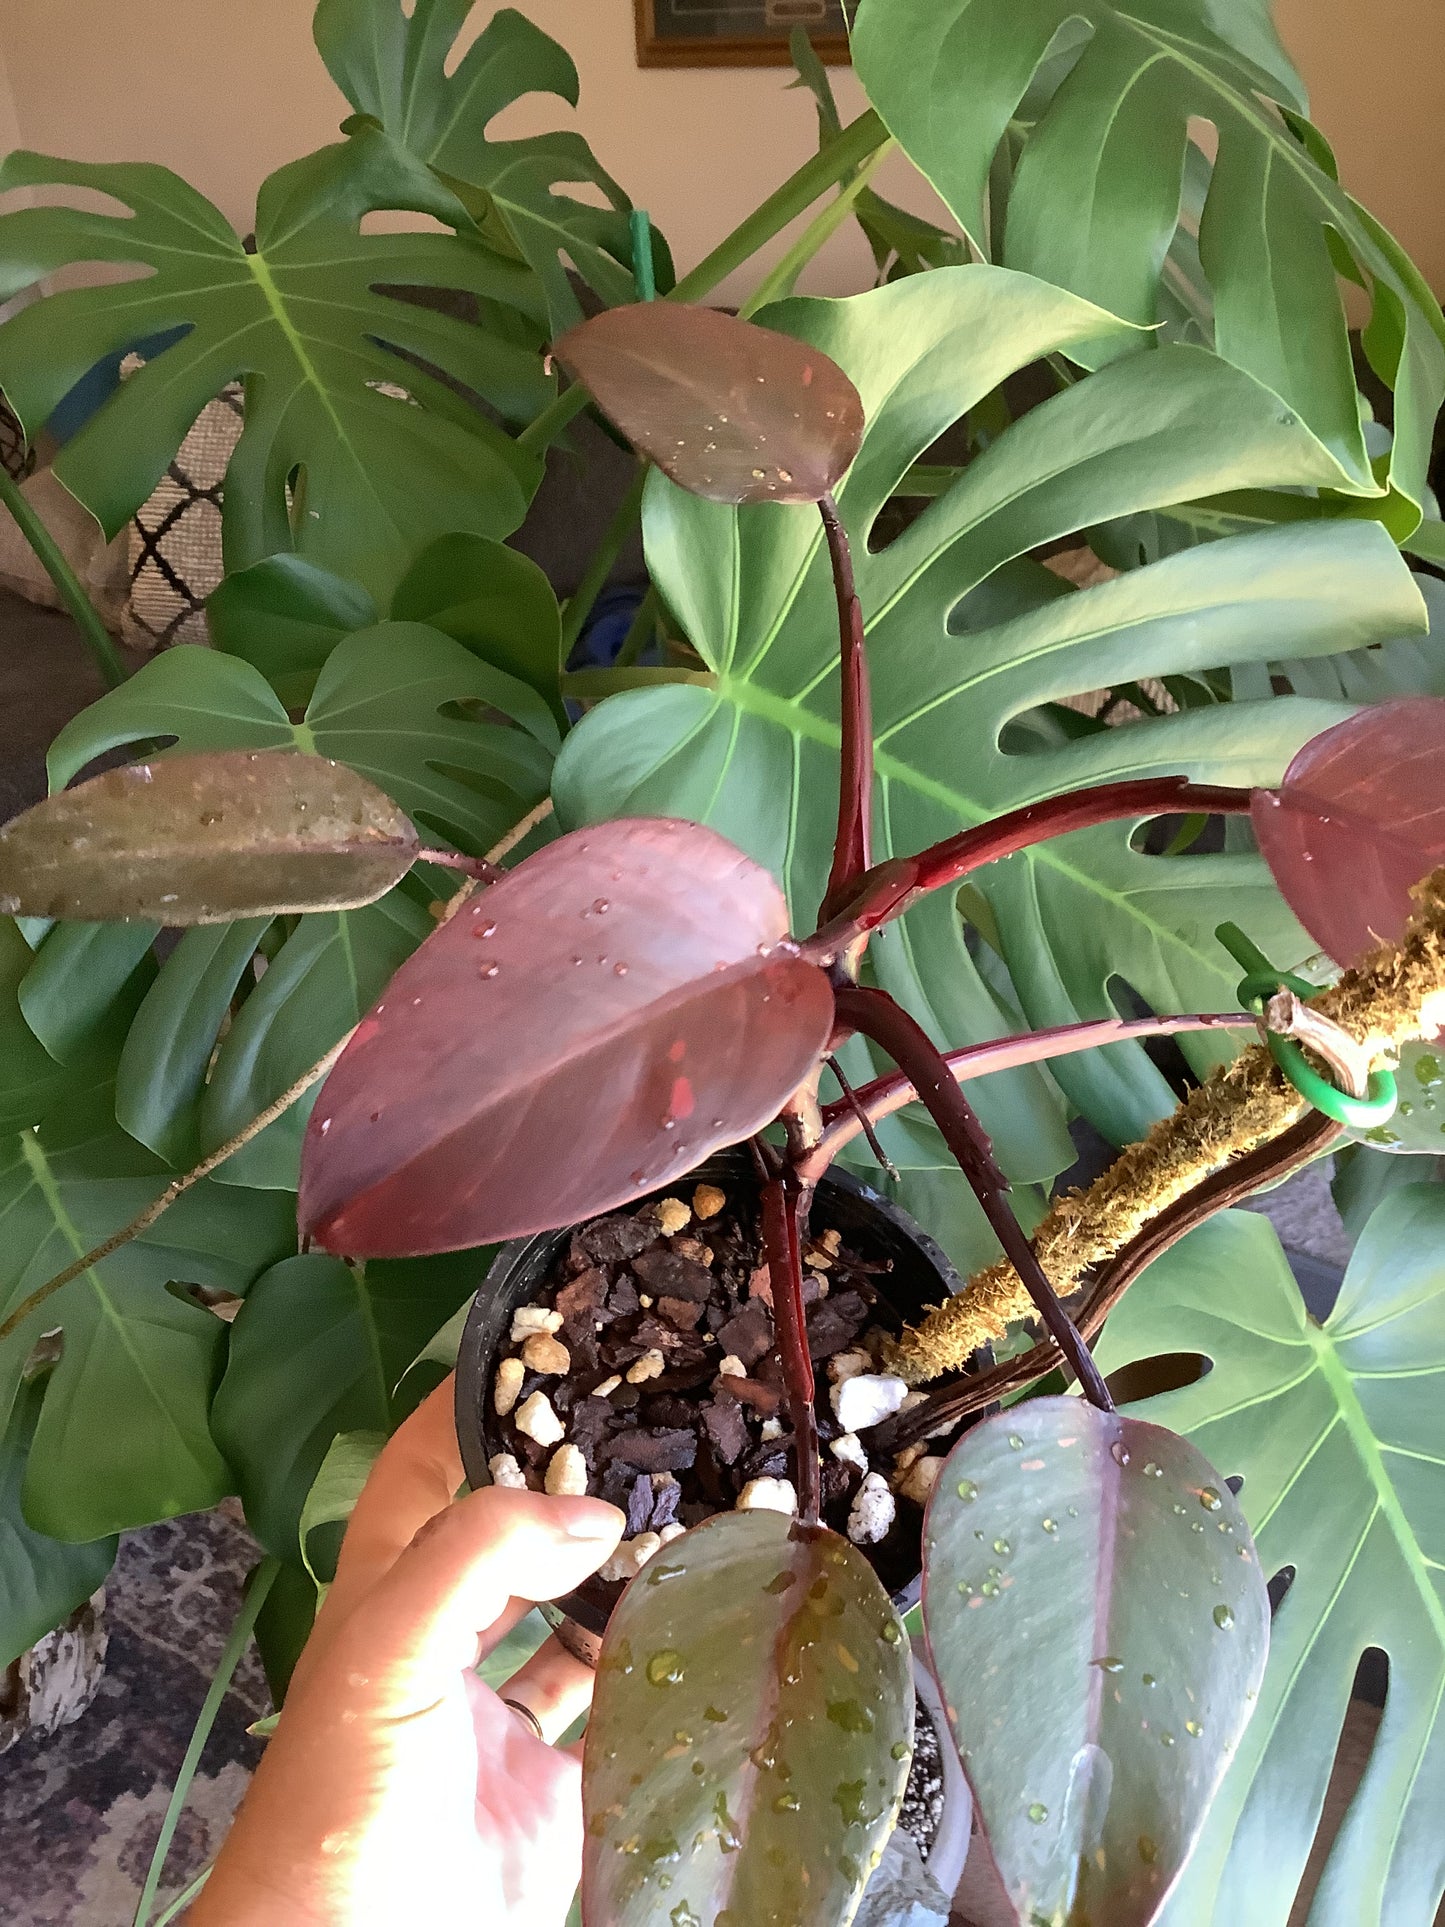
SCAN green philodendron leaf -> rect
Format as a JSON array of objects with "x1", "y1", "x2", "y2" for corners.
[
  {"x1": 851, "y1": 0, "x2": 1445, "y2": 515},
  {"x1": 788, "y1": 27, "x2": 966, "y2": 284},
  {"x1": 297, "y1": 1429, "x2": 387, "y2": 1591},
  {"x1": 49, "y1": 625, "x2": 558, "y2": 854},
  {"x1": 0, "y1": 920, "x2": 137, "y2": 1134},
  {"x1": 1349, "y1": 1040, "x2": 1445, "y2": 1156},
  {"x1": 0, "y1": 1371, "x2": 117, "y2": 1671},
  {"x1": 0, "y1": 1084, "x2": 294, "y2": 1541},
  {"x1": 1332, "y1": 1144, "x2": 1445, "y2": 1243},
  {"x1": 115, "y1": 919, "x2": 272, "y2": 1166},
  {"x1": 1096, "y1": 1198, "x2": 1445, "y2": 1926},
  {"x1": 924, "y1": 1398, "x2": 1268, "y2": 1927},
  {"x1": 199, "y1": 887, "x2": 434, "y2": 1190},
  {"x1": 582, "y1": 1510, "x2": 913, "y2": 1927},
  {"x1": 0, "y1": 750, "x2": 419, "y2": 923},
  {"x1": 207, "y1": 555, "x2": 379, "y2": 709},
  {"x1": 37, "y1": 626, "x2": 555, "y2": 1184},
  {"x1": 212, "y1": 1251, "x2": 469, "y2": 1560},
  {"x1": 0, "y1": 127, "x2": 548, "y2": 602},
  {"x1": 314, "y1": 2, "x2": 667, "y2": 329},
  {"x1": 554, "y1": 271, "x2": 1427, "y2": 1156},
  {"x1": 392, "y1": 531, "x2": 564, "y2": 720},
  {"x1": 15, "y1": 919, "x2": 157, "y2": 1066}
]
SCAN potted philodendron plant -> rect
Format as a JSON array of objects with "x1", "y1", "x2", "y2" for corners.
[{"x1": 4, "y1": 295, "x2": 1443, "y2": 1927}]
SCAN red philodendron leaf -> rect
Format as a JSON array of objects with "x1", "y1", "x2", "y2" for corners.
[
  {"x1": 550, "y1": 303, "x2": 864, "y2": 505},
  {"x1": 1253, "y1": 697, "x2": 1445, "y2": 965},
  {"x1": 298, "y1": 818, "x2": 835, "y2": 1255}
]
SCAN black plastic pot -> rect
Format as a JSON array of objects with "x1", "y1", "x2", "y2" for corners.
[{"x1": 455, "y1": 1148, "x2": 963, "y2": 1661}]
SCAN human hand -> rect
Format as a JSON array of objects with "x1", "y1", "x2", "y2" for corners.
[{"x1": 194, "y1": 1377, "x2": 624, "y2": 1926}]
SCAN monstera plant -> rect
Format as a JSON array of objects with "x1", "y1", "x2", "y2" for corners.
[{"x1": 1, "y1": 4, "x2": 1444, "y2": 1925}]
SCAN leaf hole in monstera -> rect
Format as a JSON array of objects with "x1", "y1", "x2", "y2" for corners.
[
  {"x1": 1268, "y1": 1564, "x2": 1298, "y2": 1620},
  {"x1": 358, "y1": 209, "x2": 451, "y2": 237},
  {"x1": 1102, "y1": 1353, "x2": 1213, "y2": 1406},
  {"x1": 1129, "y1": 813, "x2": 1239, "y2": 858}
]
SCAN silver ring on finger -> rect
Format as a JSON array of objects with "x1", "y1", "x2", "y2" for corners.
[{"x1": 503, "y1": 1696, "x2": 545, "y2": 1742}]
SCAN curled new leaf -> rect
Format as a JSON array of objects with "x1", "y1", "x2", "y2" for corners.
[
  {"x1": 0, "y1": 750, "x2": 418, "y2": 923},
  {"x1": 299, "y1": 818, "x2": 836, "y2": 1254},
  {"x1": 583, "y1": 1511, "x2": 913, "y2": 1927},
  {"x1": 923, "y1": 1399, "x2": 1268, "y2": 1927},
  {"x1": 1252, "y1": 697, "x2": 1445, "y2": 965},
  {"x1": 551, "y1": 303, "x2": 865, "y2": 505}
]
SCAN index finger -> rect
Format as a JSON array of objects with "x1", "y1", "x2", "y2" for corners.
[{"x1": 316, "y1": 1376, "x2": 466, "y2": 1637}]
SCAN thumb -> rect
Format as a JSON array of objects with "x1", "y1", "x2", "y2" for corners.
[{"x1": 312, "y1": 1486, "x2": 623, "y2": 1718}]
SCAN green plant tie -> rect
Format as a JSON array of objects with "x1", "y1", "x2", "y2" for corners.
[
  {"x1": 1216, "y1": 923, "x2": 1399, "y2": 1129},
  {"x1": 630, "y1": 207, "x2": 657, "y2": 302}
]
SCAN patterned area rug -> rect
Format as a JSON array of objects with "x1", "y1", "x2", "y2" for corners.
[{"x1": 0, "y1": 1506, "x2": 266, "y2": 1926}]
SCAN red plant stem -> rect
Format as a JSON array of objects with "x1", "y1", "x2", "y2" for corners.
[
  {"x1": 833, "y1": 983, "x2": 1116, "y2": 1414},
  {"x1": 818, "y1": 493, "x2": 874, "y2": 929},
  {"x1": 806, "y1": 778, "x2": 1253, "y2": 957},
  {"x1": 803, "y1": 1011, "x2": 1251, "y2": 1179},
  {"x1": 760, "y1": 1167, "x2": 822, "y2": 1527}
]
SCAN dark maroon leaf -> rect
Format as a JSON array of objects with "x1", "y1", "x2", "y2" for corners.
[
  {"x1": 924, "y1": 1400, "x2": 1269, "y2": 1927},
  {"x1": 551, "y1": 303, "x2": 865, "y2": 505},
  {"x1": 1252, "y1": 698, "x2": 1445, "y2": 964},
  {"x1": 299, "y1": 818, "x2": 835, "y2": 1255},
  {"x1": 0, "y1": 750, "x2": 416, "y2": 923},
  {"x1": 582, "y1": 1510, "x2": 912, "y2": 1927}
]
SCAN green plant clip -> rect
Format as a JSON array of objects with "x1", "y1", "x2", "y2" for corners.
[
  {"x1": 1216, "y1": 923, "x2": 1399, "y2": 1129},
  {"x1": 630, "y1": 207, "x2": 657, "y2": 302}
]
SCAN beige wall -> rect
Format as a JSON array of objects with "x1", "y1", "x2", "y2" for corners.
[
  {"x1": 0, "y1": 0, "x2": 1440, "y2": 295},
  {"x1": 0, "y1": 35, "x2": 20, "y2": 161}
]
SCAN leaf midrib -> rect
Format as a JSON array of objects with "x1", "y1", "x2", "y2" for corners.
[
  {"x1": 1310, "y1": 1327, "x2": 1445, "y2": 1646},
  {"x1": 16, "y1": 1134, "x2": 203, "y2": 1467},
  {"x1": 719, "y1": 675, "x2": 1246, "y2": 987}
]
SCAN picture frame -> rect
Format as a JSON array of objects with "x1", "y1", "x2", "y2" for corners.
[{"x1": 634, "y1": 0, "x2": 854, "y2": 68}]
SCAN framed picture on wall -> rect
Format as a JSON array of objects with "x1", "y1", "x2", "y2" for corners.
[{"x1": 634, "y1": 0, "x2": 855, "y2": 67}]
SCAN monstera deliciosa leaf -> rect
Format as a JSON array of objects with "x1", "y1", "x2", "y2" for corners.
[
  {"x1": 211, "y1": 1250, "x2": 478, "y2": 1559},
  {"x1": 0, "y1": 1084, "x2": 294, "y2": 1543},
  {"x1": 23, "y1": 626, "x2": 556, "y2": 1186},
  {"x1": 851, "y1": 0, "x2": 1445, "y2": 517},
  {"x1": 1098, "y1": 1198, "x2": 1445, "y2": 1927},
  {"x1": 0, "y1": 126, "x2": 549, "y2": 602},
  {"x1": 314, "y1": 2, "x2": 665, "y2": 328},
  {"x1": 554, "y1": 270, "x2": 1427, "y2": 1166},
  {"x1": 1, "y1": 1372, "x2": 117, "y2": 1671}
]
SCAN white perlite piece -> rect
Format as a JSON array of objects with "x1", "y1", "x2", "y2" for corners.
[
  {"x1": 510, "y1": 1306, "x2": 563, "y2": 1344},
  {"x1": 488, "y1": 1452, "x2": 528, "y2": 1490},
  {"x1": 658, "y1": 1522, "x2": 686, "y2": 1546},
  {"x1": 830, "y1": 1432, "x2": 869, "y2": 1474},
  {"x1": 545, "y1": 1443, "x2": 588, "y2": 1497},
  {"x1": 493, "y1": 1357, "x2": 525, "y2": 1417},
  {"x1": 653, "y1": 1197, "x2": 691, "y2": 1235},
  {"x1": 736, "y1": 1477, "x2": 798, "y2": 1516},
  {"x1": 848, "y1": 1472, "x2": 896, "y2": 1545},
  {"x1": 590, "y1": 1374, "x2": 622, "y2": 1399},
  {"x1": 514, "y1": 1390, "x2": 565, "y2": 1447},
  {"x1": 693, "y1": 1183, "x2": 726, "y2": 1221},
  {"x1": 717, "y1": 1354, "x2": 747, "y2": 1379},
  {"x1": 831, "y1": 1372, "x2": 908, "y2": 1433},
  {"x1": 828, "y1": 1348, "x2": 871, "y2": 1385},
  {"x1": 599, "y1": 1531, "x2": 662, "y2": 1583},
  {"x1": 626, "y1": 1348, "x2": 665, "y2": 1385},
  {"x1": 521, "y1": 1332, "x2": 571, "y2": 1376},
  {"x1": 897, "y1": 1455, "x2": 945, "y2": 1507},
  {"x1": 760, "y1": 1418, "x2": 784, "y2": 1442}
]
